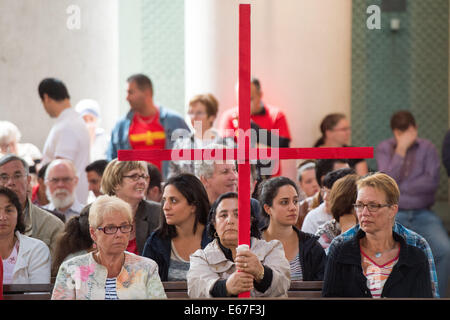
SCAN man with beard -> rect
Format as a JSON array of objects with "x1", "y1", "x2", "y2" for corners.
[
  {"x1": 43, "y1": 159, "x2": 83, "y2": 222},
  {"x1": 0, "y1": 154, "x2": 64, "y2": 257}
]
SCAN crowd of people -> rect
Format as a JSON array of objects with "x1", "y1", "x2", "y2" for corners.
[{"x1": 0, "y1": 74, "x2": 450, "y2": 300}]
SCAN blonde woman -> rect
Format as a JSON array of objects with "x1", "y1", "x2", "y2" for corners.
[{"x1": 51, "y1": 195, "x2": 166, "y2": 300}]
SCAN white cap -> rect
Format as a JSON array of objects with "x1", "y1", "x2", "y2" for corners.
[{"x1": 75, "y1": 99, "x2": 101, "y2": 119}]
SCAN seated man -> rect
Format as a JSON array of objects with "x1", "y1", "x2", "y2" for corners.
[
  {"x1": 43, "y1": 159, "x2": 84, "y2": 222},
  {"x1": 85, "y1": 159, "x2": 108, "y2": 204},
  {"x1": 376, "y1": 110, "x2": 450, "y2": 298},
  {"x1": 146, "y1": 163, "x2": 163, "y2": 203},
  {"x1": 0, "y1": 154, "x2": 64, "y2": 258},
  {"x1": 195, "y1": 144, "x2": 266, "y2": 229}
]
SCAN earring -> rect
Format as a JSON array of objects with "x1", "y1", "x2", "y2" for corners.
[{"x1": 214, "y1": 232, "x2": 219, "y2": 238}]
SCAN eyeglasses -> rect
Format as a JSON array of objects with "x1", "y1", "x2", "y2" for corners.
[
  {"x1": 353, "y1": 203, "x2": 392, "y2": 213},
  {"x1": 46, "y1": 177, "x2": 74, "y2": 184},
  {"x1": 187, "y1": 111, "x2": 207, "y2": 118},
  {"x1": 97, "y1": 224, "x2": 133, "y2": 234},
  {"x1": 332, "y1": 126, "x2": 351, "y2": 132},
  {"x1": 0, "y1": 173, "x2": 26, "y2": 183},
  {"x1": 123, "y1": 174, "x2": 149, "y2": 181}
]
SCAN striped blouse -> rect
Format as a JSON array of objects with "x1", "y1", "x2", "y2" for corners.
[
  {"x1": 361, "y1": 249, "x2": 400, "y2": 298},
  {"x1": 289, "y1": 253, "x2": 303, "y2": 281},
  {"x1": 105, "y1": 278, "x2": 119, "y2": 300}
]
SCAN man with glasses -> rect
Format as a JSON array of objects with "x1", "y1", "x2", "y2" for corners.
[
  {"x1": 0, "y1": 154, "x2": 64, "y2": 258},
  {"x1": 43, "y1": 159, "x2": 84, "y2": 222}
]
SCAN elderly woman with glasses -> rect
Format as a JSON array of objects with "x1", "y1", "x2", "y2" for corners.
[
  {"x1": 322, "y1": 173, "x2": 432, "y2": 298},
  {"x1": 51, "y1": 195, "x2": 166, "y2": 299},
  {"x1": 82, "y1": 159, "x2": 161, "y2": 255}
]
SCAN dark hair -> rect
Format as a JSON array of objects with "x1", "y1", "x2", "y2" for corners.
[
  {"x1": 251, "y1": 77, "x2": 261, "y2": 92},
  {"x1": 127, "y1": 73, "x2": 153, "y2": 93},
  {"x1": 314, "y1": 113, "x2": 347, "y2": 147},
  {"x1": 207, "y1": 192, "x2": 261, "y2": 240},
  {"x1": 315, "y1": 159, "x2": 349, "y2": 187},
  {"x1": 0, "y1": 187, "x2": 25, "y2": 233},
  {"x1": 37, "y1": 162, "x2": 49, "y2": 180},
  {"x1": 328, "y1": 174, "x2": 358, "y2": 221},
  {"x1": 258, "y1": 176, "x2": 299, "y2": 218},
  {"x1": 322, "y1": 167, "x2": 356, "y2": 190},
  {"x1": 38, "y1": 78, "x2": 70, "y2": 101},
  {"x1": 390, "y1": 110, "x2": 416, "y2": 131},
  {"x1": 157, "y1": 173, "x2": 210, "y2": 239},
  {"x1": 51, "y1": 206, "x2": 93, "y2": 275},
  {"x1": 147, "y1": 163, "x2": 162, "y2": 190},
  {"x1": 85, "y1": 159, "x2": 108, "y2": 176}
]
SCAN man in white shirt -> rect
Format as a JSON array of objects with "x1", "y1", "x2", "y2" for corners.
[
  {"x1": 38, "y1": 78, "x2": 90, "y2": 205},
  {"x1": 43, "y1": 159, "x2": 84, "y2": 222}
]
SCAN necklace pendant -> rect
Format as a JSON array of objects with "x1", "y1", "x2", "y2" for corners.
[{"x1": 375, "y1": 252, "x2": 382, "y2": 258}]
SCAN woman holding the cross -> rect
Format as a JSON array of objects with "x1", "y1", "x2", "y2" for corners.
[{"x1": 187, "y1": 192, "x2": 290, "y2": 298}]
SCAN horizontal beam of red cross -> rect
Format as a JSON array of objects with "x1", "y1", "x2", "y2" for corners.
[{"x1": 118, "y1": 147, "x2": 374, "y2": 162}]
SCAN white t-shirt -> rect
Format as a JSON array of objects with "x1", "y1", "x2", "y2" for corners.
[
  {"x1": 301, "y1": 202, "x2": 332, "y2": 235},
  {"x1": 42, "y1": 108, "x2": 90, "y2": 205}
]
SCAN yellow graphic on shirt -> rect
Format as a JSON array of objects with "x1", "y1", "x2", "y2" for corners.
[{"x1": 129, "y1": 131, "x2": 166, "y2": 146}]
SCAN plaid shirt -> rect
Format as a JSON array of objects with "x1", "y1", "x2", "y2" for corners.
[{"x1": 328, "y1": 222, "x2": 439, "y2": 298}]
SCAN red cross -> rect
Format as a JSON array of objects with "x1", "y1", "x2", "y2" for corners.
[{"x1": 119, "y1": 4, "x2": 372, "y2": 298}]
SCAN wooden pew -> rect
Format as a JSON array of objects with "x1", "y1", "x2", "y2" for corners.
[
  {"x1": 163, "y1": 281, "x2": 189, "y2": 298},
  {"x1": 3, "y1": 283, "x2": 54, "y2": 300},
  {"x1": 2, "y1": 280, "x2": 323, "y2": 299},
  {"x1": 287, "y1": 281, "x2": 323, "y2": 298}
]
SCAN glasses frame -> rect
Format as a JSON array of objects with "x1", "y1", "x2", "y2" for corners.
[
  {"x1": 0, "y1": 173, "x2": 27, "y2": 183},
  {"x1": 353, "y1": 203, "x2": 392, "y2": 213},
  {"x1": 97, "y1": 224, "x2": 134, "y2": 235},
  {"x1": 122, "y1": 174, "x2": 149, "y2": 182}
]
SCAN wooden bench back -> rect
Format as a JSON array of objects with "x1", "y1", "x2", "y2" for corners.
[{"x1": 2, "y1": 280, "x2": 323, "y2": 299}]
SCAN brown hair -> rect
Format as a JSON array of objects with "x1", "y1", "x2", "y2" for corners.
[
  {"x1": 189, "y1": 93, "x2": 219, "y2": 118},
  {"x1": 356, "y1": 172, "x2": 400, "y2": 206},
  {"x1": 329, "y1": 174, "x2": 358, "y2": 221},
  {"x1": 390, "y1": 110, "x2": 416, "y2": 132},
  {"x1": 101, "y1": 159, "x2": 148, "y2": 196},
  {"x1": 314, "y1": 113, "x2": 347, "y2": 147}
]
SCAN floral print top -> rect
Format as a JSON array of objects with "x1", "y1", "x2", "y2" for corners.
[{"x1": 51, "y1": 251, "x2": 167, "y2": 300}]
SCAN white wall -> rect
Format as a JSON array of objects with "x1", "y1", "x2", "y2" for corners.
[
  {"x1": 0, "y1": 0, "x2": 119, "y2": 151},
  {"x1": 185, "y1": 0, "x2": 352, "y2": 181}
]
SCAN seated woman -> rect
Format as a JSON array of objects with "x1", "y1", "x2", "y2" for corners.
[
  {"x1": 51, "y1": 195, "x2": 166, "y2": 299},
  {"x1": 187, "y1": 192, "x2": 290, "y2": 298},
  {"x1": 258, "y1": 177, "x2": 326, "y2": 281},
  {"x1": 0, "y1": 187, "x2": 51, "y2": 284},
  {"x1": 322, "y1": 173, "x2": 433, "y2": 298},
  {"x1": 142, "y1": 173, "x2": 211, "y2": 281},
  {"x1": 98, "y1": 159, "x2": 161, "y2": 255},
  {"x1": 51, "y1": 206, "x2": 94, "y2": 276},
  {"x1": 315, "y1": 174, "x2": 358, "y2": 253}
]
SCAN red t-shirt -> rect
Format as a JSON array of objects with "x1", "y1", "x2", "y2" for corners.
[
  {"x1": 126, "y1": 237, "x2": 138, "y2": 255},
  {"x1": 0, "y1": 258, "x2": 3, "y2": 300},
  {"x1": 219, "y1": 104, "x2": 291, "y2": 176},
  {"x1": 129, "y1": 109, "x2": 166, "y2": 171}
]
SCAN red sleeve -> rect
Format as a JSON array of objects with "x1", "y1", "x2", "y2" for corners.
[
  {"x1": 273, "y1": 110, "x2": 291, "y2": 140},
  {"x1": 218, "y1": 108, "x2": 238, "y2": 138},
  {"x1": 0, "y1": 258, "x2": 3, "y2": 300}
]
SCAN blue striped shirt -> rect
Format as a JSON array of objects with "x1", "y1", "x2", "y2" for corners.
[
  {"x1": 105, "y1": 278, "x2": 119, "y2": 300},
  {"x1": 328, "y1": 222, "x2": 439, "y2": 298}
]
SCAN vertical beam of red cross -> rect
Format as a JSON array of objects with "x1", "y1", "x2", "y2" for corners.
[{"x1": 238, "y1": 3, "x2": 251, "y2": 299}]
